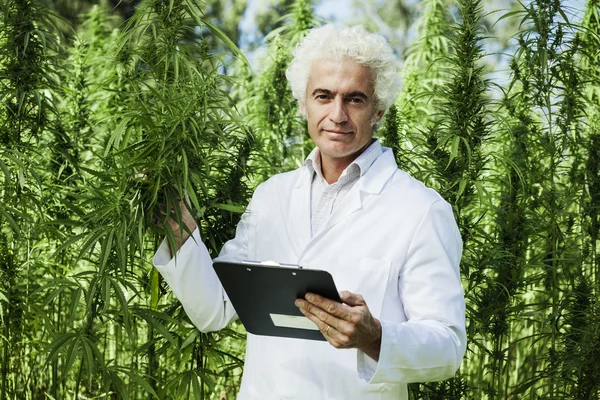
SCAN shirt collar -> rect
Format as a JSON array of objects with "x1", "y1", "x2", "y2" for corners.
[{"x1": 304, "y1": 139, "x2": 383, "y2": 183}]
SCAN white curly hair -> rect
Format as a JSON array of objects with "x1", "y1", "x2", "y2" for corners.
[{"x1": 286, "y1": 24, "x2": 401, "y2": 117}]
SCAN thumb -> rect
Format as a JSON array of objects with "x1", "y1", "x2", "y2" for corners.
[{"x1": 340, "y1": 290, "x2": 365, "y2": 307}]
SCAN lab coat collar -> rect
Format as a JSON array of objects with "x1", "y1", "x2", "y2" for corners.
[
  {"x1": 285, "y1": 147, "x2": 399, "y2": 258},
  {"x1": 355, "y1": 147, "x2": 398, "y2": 194},
  {"x1": 293, "y1": 144, "x2": 394, "y2": 190}
]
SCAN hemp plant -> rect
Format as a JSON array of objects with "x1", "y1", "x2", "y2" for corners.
[
  {"x1": 473, "y1": 0, "x2": 600, "y2": 397},
  {"x1": 234, "y1": 0, "x2": 316, "y2": 182},
  {"x1": 0, "y1": 0, "x2": 64, "y2": 398},
  {"x1": 43, "y1": 0, "x2": 252, "y2": 397},
  {"x1": 556, "y1": 0, "x2": 600, "y2": 397},
  {"x1": 508, "y1": 1, "x2": 587, "y2": 396},
  {"x1": 392, "y1": 0, "x2": 453, "y2": 181},
  {"x1": 409, "y1": 0, "x2": 491, "y2": 398}
]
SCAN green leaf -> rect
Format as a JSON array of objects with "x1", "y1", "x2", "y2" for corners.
[
  {"x1": 64, "y1": 337, "x2": 80, "y2": 374},
  {"x1": 115, "y1": 368, "x2": 159, "y2": 398},
  {"x1": 99, "y1": 229, "x2": 115, "y2": 273},
  {"x1": 182, "y1": 149, "x2": 189, "y2": 190},
  {"x1": 213, "y1": 203, "x2": 245, "y2": 213},
  {"x1": 81, "y1": 337, "x2": 96, "y2": 376},
  {"x1": 134, "y1": 308, "x2": 177, "y2": 346},
  {"x1": 105, "y1": 117, "x2": 131, "y2": 156},
  {"x1": 191, "y1": 372, "x2": 202, "y2": 397},
  {"x1": 108, "y1": 276, "x2": 132, "y2": 333},
  {"x1": 557, "y1": 7, "x2": 570, "y2": 25},
  {"x1": 0, "y1": 208, "x2": 20, "y2": 237},
  {"x1": 150, "y1": 267, "x2": 159, "y2": 310},
  {"x1": 54, "y1": 231, "x2": 89, "y2": 255},
  {"x1": 45, "y1": 332, "x2": 77, "y2": 366},
  {"x1": 493, "y1": 9, "x2": 527, "y2": 27},
  {"x1": 180, "y1": 330, "x2": 199, "y2": 351},
  {"x1": 68, "y1": 288, "x2": 82, "y2": 326},
  {"x1": 184, "y1": 1, "x2": 247, "y2": 65},
  {"x1": 0, "y1": 157, "x2": 10, "y2": 179}
]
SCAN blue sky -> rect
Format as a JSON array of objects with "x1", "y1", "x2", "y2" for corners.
[
  {"x1": 239, "y1": 0, "x2": 350, "y2": 49},
  {"x1": 238, "y1": 0, "x2": 590, "y2": 72},
  {"x1": 239, "y1": 0, "x2": 589, "y2": 48}
]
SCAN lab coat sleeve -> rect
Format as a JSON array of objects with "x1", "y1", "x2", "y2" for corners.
[
  {"x1": 152, "y1": 188, "x2": 260, "y2": 333},
  {"x1": 358, "y1": 199, "x2": 466, "y2": 383}
]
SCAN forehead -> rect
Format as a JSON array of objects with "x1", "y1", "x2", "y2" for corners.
[{"x1": 307, "y1": 58, "x2": 374, "y2": 95}]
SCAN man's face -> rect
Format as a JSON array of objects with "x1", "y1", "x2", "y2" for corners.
[{"x1": 304, "y1": 58, "x2": 383, "y2": 168}]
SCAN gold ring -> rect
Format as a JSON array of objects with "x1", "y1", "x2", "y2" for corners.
[{"x1": 325, "y1": 325, "x2": 331, "y2": 335}]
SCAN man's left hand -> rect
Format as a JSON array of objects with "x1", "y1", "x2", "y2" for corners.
[{"x1": 295, "y1": 291, "x2": 382, "y2": 361}]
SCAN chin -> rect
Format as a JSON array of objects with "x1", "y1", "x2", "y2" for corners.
[{"x1": 323, "y1": 146, "x2": 361, "y2": 160}]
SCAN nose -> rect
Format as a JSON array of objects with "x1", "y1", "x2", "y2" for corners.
[{"x1": 329, "y1": 96, "x2": 348, "y2": 124}]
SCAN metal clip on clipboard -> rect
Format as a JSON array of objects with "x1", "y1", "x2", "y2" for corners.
[{"x1": 242, "y1": 260, "x2": 304, "y2": 269}]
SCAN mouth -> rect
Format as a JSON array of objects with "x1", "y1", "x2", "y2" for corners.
[{"x1": 323, "y1": 129, "x2": 352, "y2": 135}]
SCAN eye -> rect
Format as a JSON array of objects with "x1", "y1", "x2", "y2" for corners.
[{"x1": 348, "y1": 97, "x2": 364, "y2": 104}]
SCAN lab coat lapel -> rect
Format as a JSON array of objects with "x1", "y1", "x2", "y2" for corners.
[
  {"x1": 316, "y1": 149, "x2": 398, "y2": 237},
  {"x1": 279, "y1": 167, "x2": 312, "y2": 257}
]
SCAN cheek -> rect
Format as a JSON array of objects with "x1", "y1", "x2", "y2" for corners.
[
  {"x1": 359, "y1": 111, "x2": 376, "y2": 129},
  {"x1": 307, "y1": 110, "x2": 327, "y2": 127},
  {"x1": 306, "y1": 115, "x2": 321, "y2": 139}
]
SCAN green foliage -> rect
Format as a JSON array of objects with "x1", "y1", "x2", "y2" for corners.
[
  {"x1": 393, "y1": 0, "x2": 453, "y2": 179},
  {"x1": 1, "y1": 0, "x2": 600, "y2": 399},
  {"x1": 407, "y1": 0, "x2": 490, "y2": 396},
  {"x1": 0, "y1": 1, "x2": 65, "y2": 398},
  {"x1": 396, "y1": 0, "x2": 600, "y2": 398},
  {"x1": 234, "y1": 0, "x2": 316, "y2": 181},
  {"x1": 1, "y1": 1, "x2": 251, "y2": 398}
]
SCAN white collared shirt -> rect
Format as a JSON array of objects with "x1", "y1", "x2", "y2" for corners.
[{"x1": 305, "y1": 139, "x2": 383, "y2": 237}]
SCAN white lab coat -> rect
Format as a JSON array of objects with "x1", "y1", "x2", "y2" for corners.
[{"x1": 154, "y1": 147, "x2": 466, "y2": 399}]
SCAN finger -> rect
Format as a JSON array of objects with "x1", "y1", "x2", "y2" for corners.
[
  {"x1": 339, "y1": 290, "x2": 366, "y2": 307},
  {"x1": 298, "y1": 299, "x2": 355, "y2": 339},
  {"x1": 299, "y1": 307, "x2": 351, "y2": 347},
  {"x1": 305, "y1": 293, "x2": 351, "y2": 320},
  {"x1": 304, "y1": 301, "x2": 344, "y2": 328},
  {"x1": 297, "y1": 298, "x2": 333, "y2": 324},
  {"x1": 304, "y1": 310, "x2": 352, "y2": 347},
  {"x1": 297, "y1": 298, "x2": 338, "y2": 328},
  {"x1": 304, "y1": 293, "x2": 345, "y2": 316},
  {"x1": 298, "y1": 305, "x2": 330, "y2": 332}
]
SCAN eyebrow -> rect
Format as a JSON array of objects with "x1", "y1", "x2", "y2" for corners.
[{"x1": 311, "y1": 89, "x2": 369, "y2": 100}]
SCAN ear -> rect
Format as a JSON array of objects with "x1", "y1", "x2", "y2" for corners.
[{"x1": 375, "y1": 110, "x2": 384, "y2": 123}]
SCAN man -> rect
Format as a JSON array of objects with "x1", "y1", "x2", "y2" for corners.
[{"x1": 154, "y1": 25, "x2": 466, "y2": 399}]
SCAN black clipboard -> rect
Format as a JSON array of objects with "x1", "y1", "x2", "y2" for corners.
[{"x1": 213, "y1": 261, "x2": 341, "y2": 341}]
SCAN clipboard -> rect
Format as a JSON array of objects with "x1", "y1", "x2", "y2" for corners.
[{"x1": 212, "y1": 260, "x2": 341, "y2": 341}]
